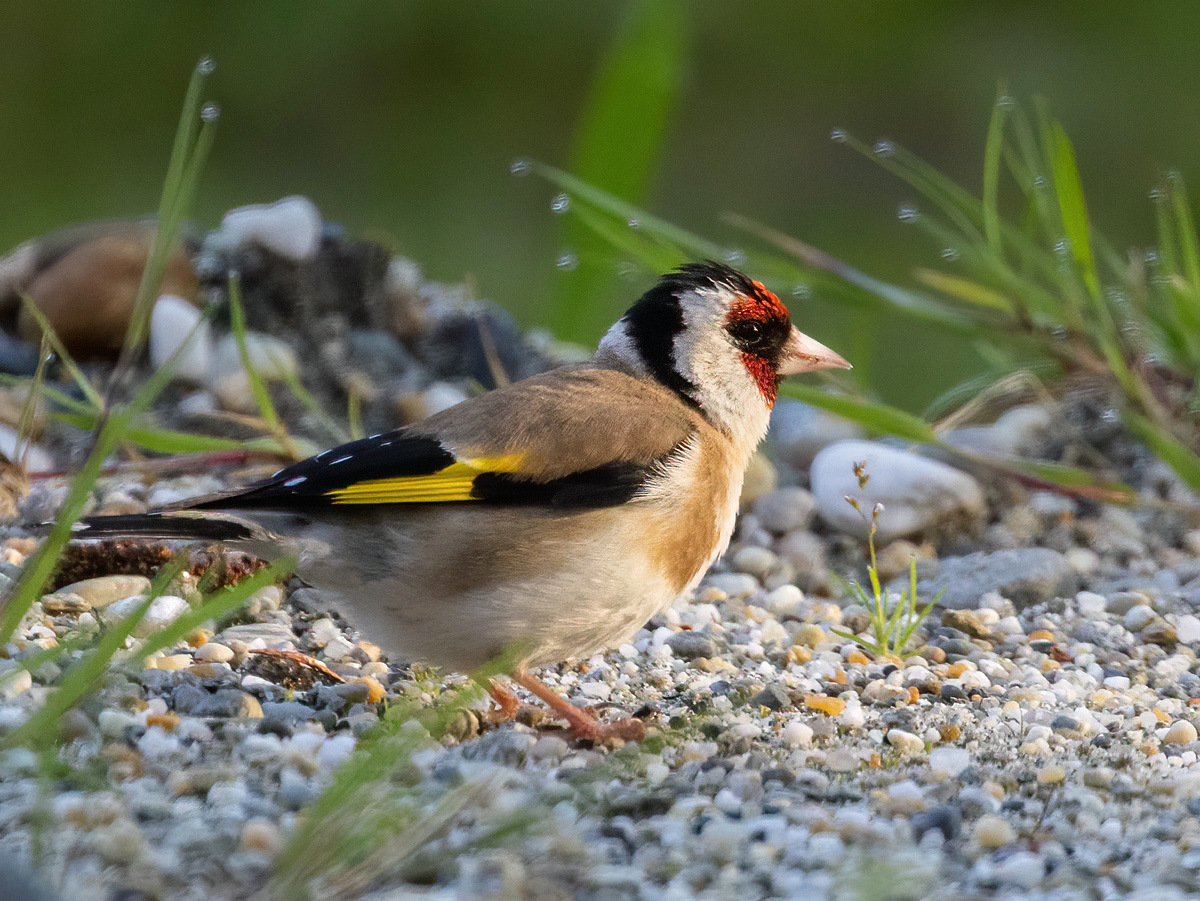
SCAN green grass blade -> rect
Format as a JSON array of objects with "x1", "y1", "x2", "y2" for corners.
[
  {"x1": 1046, "y1": 121, "x2": 1101, "y2": 298},
  {"x1": 1124, "y1": 411, "x2": 1200, "y2": 496},
  {"x1": 16, "y1": 295, "x2": 104, "y2": 411},
  {"x1": 2, "y1": 590, "x2": 157, "y2": 750},
  {"x1": 912, "y1": 268, "x2": 1016, "y2": 314},
  {"x1": 982, "y1": 92, "x2": 1010, "y2": 256},
  {"x1": 0, "y1": 374, "x2": 94, "y2": 416},
  {"x1": 0, "y1": 408, "x2": 133, "y2": 643},
  {"x1": 552, "y1": 0, "x2": 687, "y2": 340}
]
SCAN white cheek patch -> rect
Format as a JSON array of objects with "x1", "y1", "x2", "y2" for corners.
[{"x1": 672, "y1": 288, "x2": 772, "y2": 454}]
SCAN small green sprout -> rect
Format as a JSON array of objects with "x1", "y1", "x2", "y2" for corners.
[{"x1": 831, "y1": 462, "x2": 941, "y2": 659}]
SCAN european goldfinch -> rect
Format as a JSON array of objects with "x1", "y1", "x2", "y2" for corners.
[{"x1": 73, "y1": 262, "x2": 849, "y2": 740}]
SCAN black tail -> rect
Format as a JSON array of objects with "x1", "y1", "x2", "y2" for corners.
[{"x1": 72, "y1": 511, "x2": 265, "y2": 543}]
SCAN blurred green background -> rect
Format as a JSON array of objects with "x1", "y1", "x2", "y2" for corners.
[{"x1": 3, "y1": 2, "x2": 1198, "y2": 410}]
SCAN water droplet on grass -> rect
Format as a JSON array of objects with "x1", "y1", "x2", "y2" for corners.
[
  {"x1": 791, "y1": 284, "x2": 812, "y2": 299},
  {"x1": 897, "y1": 205, "x2": 920, "y2": 223},
  {"x1": 873, "y1": 139, "x2": 896, "y2": 158},
  {"x1": 555, "y1": 252, "x2": 578, "y2": 271},
  {"x1": 200, "y1": 102, "x2": 220, "y2": 122},
  {"x1": 550, "y1": 193, "x2": 570, "y2": 214},
  {"x1": 1144, "y1": 248, "x2": 1161, "y2": 265},
  {"x1": 723, "y1": 249, "x2": 746, "y2": 267},
  {"x1": 996, "y1": 94, "x2": 1016, "y2": 111},
  {"x1": 197, "y1": 57, "x2": 216, "y2": 75},
  {"x1": 627, "y1": 218, "x2": 641, "y2": 229},
  {"x1": 940, "y1": 247, "x2": 960, "y2": 261},
  {"x1": 1149, "y1": 186, "x2": 1166, "y2": 202},
  {"x1": 509, "y1": 158, "x2": 531, "y2": 177},
  {"x1": 830, "y1": 128, "x2": 848, "y2": 143}
]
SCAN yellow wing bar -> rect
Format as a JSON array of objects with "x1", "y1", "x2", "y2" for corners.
[{"x1": 325, "y1": 454, "x2": 525, "y2": 505}]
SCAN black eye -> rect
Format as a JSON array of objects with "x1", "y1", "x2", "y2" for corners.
[{"x1": 730, "y1": 320, "x2": 765, "y2": 346}]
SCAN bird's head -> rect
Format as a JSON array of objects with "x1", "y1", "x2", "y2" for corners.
[{"x1": 596, "y1": 261, "x2": 850, "y2": 450}]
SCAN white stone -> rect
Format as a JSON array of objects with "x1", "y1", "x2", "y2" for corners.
[
  {"x1": 0, "y1": 669, "x2": 31, "y2": 699},
  {"x1": 211, "y1": 332, "x2": 298, "y2": 383},
  {"x1": 219, "y1": 195, "x2": 322, "y2": 262},
  {"x1": 150, "y1": 294, "x2": 210, "y2": 383},
  {"x1": 781, "y1": 720, "x2": 813, "y2": 748},
  {"x1": 886, "y1": 729, "x2": 924, "y2": 753},
  {"x1": 929, "y1": 746, "x2": 970, "y2": 777},
  {"x1": 810, "y1": 440, "x2": 986, "y2": 541},
  {"x1": 1075, "y1": 591, "x2": 1107, "y2": 617},
  {"x1": 107, "y1": 594, "x2": 190, "y2": 638},
  {"x1": 0, "y1": 424, "x2": 53, "y2": 473},
  {"x1": 1175, "y1": 615, "x2": 1200, "y2": 644},
  {"x1": 1123, "y1": 605, "x2": 1158, "y2": 633}
]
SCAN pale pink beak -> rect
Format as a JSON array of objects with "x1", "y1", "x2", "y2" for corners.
[{"x1": 777, "y1": 326, "x2": 851, "y2": 376}]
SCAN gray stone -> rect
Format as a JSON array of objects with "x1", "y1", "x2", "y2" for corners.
[
  {"x1": 752, "y1": 487, "x2": 816, "y2": 534},
  {"x1": 218, "y1": 623, "x2": 296, "y2": 647},
  {"x1": 46, "y1": 575, "x2": 152, "y2": 613},
  {"x1": 750, "y1": 684, "x2": 791, "y2": 711},
  {"x1": 666, "y1": 630, "x2": 722, "y2": 660},
  {"x1": 811, "y1": 440, "x2": 986, "y2": 542},
  {"x1": 923, "y1": 548, "x2": 1076, "y2": 610}
]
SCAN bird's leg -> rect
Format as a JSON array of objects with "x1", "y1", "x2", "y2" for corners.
[
  {"x1": 512, "y1": 667, "x2": 646, "y2": 743},
  {"x1": 484, "y1": 678, "x2": 521, "y2": 724}
]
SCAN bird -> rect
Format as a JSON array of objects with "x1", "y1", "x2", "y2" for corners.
[{"x1": 72, "y1": 261, "x2": 850, "y2": 741}]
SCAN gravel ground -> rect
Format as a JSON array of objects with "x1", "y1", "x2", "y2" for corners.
[
  {"x1": 2, "y1": 445, "x2": 1200, "y2": 901},
  {"x1": 1, "y1": 203, "x2": 1199, "y2": 899}
]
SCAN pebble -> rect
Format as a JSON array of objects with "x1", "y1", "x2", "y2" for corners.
[
  {"x1": 886, "y1": 729, "x2": 924, "y2": 753},
  {"x1": 781, "y1": 720, "x2": 814, "y2": 748},
  {"x1": 810, "y1": 440, "x2": 986, "y2": 542},
  {"x1": 1163, "y1": 721, "x2": 1198, "y2": 745},
  {"x1": 923, "y1": 548, "x2": 1075, "y2": 610},
  {"x1": 46, "y1": 575, "x2": 152, "y2": 612},
  {"x1": 974, "y1": 815, "x2": 1017, "y2": 848},
  {"x1": 753, "y1": 486, "x2": 816, "y2": 534},
  {"x1": 666, "y1": 630, "x2": 720, "y2": 660},
  {"x1": 217, "y1": 195, "x2": 323, "y2": 262},
  {"x1": 1124, "y1": 604, "x2": 1158, "y2": 632},
  {"x1": 1037, "y1": 764, "x2": 1067, "y2": 784},
  {"x1": 150, "y1": 293, "x2": 210, "y2": 382},
  {"x1": 928, "y1": 746, "x2": 970, "y2": 777},
  {"x1": 193, "y1": 642, "x2": 235, "y2": 664}
]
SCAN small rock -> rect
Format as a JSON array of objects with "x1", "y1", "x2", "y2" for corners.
[
  {"x1": 193, "y1": 643, "x2": 235, "y2": 664},
  {"x1": 92, "y1": 819, "x2": 145, "y2": 865},
  {"x1": 924, "y1": 548, "x2": 1075, "y2": 610},
  {"x1": 732, "y1": 545, "x2": 777, "y2": 578},
  {"x1": 811, "y1": 440, "x2": 986, "y2": 542},
  {"x1": 1176, "y1": 615, "x2": 1200, "y2": 644},
  {"x1": 666, "y1": 631, "x2": 721, "y2": 660},
  {"x1": 973, "y1": 814, "x2": 1016, "y2": 848},
  {"x1": 1124, "y1": 604, "x2": 1157, "y2": 633},
  {"x1": 911, "y1": 805, "x2": 961, "y2": 842},
  {"x1": 150, "y1": 293, "x2": 210, "y2": 382},
  {"x1": 887, "y1": 729, "x2": 924, "y2": 753},
  {"x1": 928, "y1": 746, "x2": 970, "y2": 777},
  {"x1": 941, "y1": 609, "x2": 998, "y2": 641},
  {"x1": 1037, "y1": 764, "x2": 1067, "y2": 784},
  {"x1": 218, "y1": 623, "x2": 296, "y2": 646},
  {"x1": 48, "y1": 575, "x2": 152, "y2": 612},
  {"x1": 1163, "y1": 721, "x2": 1198, "y2": 745},
  {"x1": 751, "y1": 684, "x2": 791, "y2": 711},
  {"x1": 703, "y1": 573, "x2": 759, "y2": 598},
  {"x1": 781, "y1": 720, "x2": 813, "y2": 748},
  {"x1": 752, "y1": 487, "x2": 816, "y2": 534},
  {"x1": 217, "y1": 195, "x2": 322, "y2": 262},
  {"x1": 1142, "y1": 619, "x2": 1178, "y2": 648},
  {"x1": 239, "y1": 818, "x2": 283, "y2": 856},
  {"x1": 0, "y1": 669, "x2": 31, "y2": 699}
]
